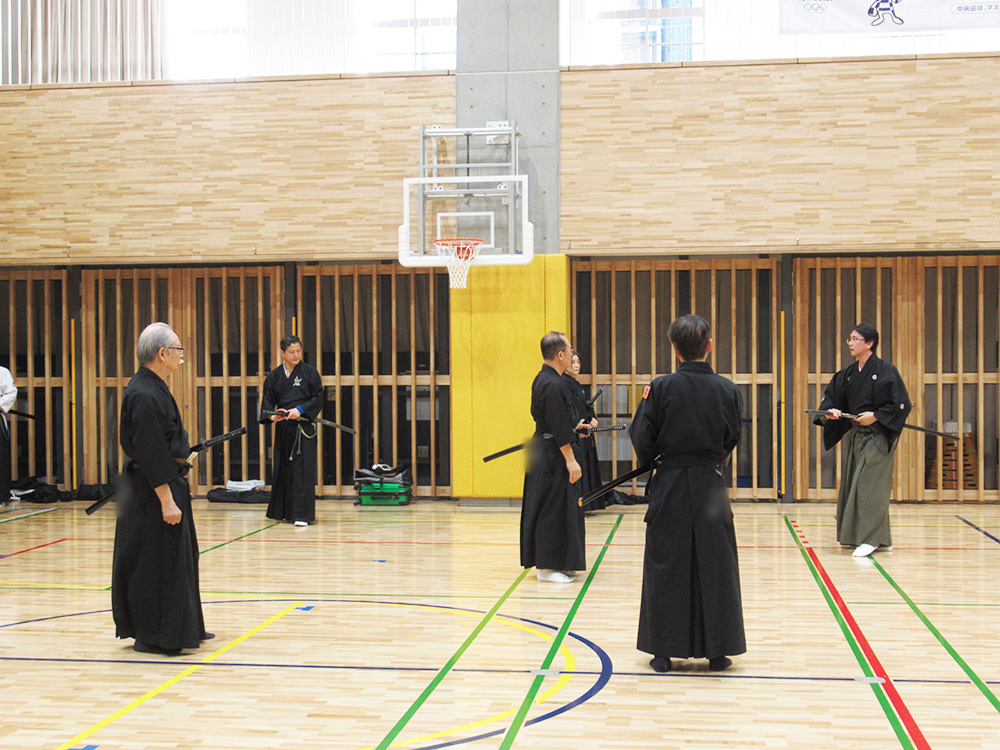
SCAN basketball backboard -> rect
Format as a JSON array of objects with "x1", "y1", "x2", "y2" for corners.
[
  {"x1": 398, "y1": 123, "x2": 533, "y2": 268},
  {"x1": 398, "y1": 174, "x2": 533, "y2": 267}
]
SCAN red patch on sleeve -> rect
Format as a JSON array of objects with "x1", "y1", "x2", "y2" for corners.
[{"x1": 642, "y1": 385, "x2": 651, "y2": 400}]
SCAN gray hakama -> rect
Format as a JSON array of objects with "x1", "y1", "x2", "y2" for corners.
[
  {"x1": 814, "y1": 354, "x2": 911, "y2": 548},
  {"x1": 837, "y1": 425, "x2": 896, "y2": 547}
]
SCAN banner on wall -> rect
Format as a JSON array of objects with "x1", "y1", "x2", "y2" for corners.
[{"x1": 780, "y1": 0, "x2": 1000, "y2": 34}]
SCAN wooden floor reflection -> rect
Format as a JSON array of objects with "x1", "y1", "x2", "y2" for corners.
[{"x1": 1, "y1": 500, "x2": 999, "y2": 749}]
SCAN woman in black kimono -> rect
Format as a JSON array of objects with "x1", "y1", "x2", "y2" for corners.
[
  {"x1": 113, "y1": 322, "x2": 210, "y2": 655},
  {"x1": 629, "y1": 315, "x2": 745, "y2": 672},
  {"x1": 259, "y1": 335, "x2": 324, "y2": 526},
  {"x1": 562, "y1": 351, "x2": 604, "y2": 508}
]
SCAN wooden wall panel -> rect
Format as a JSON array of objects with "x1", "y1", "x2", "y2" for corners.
[
  {"x1": 573, "y1": 258, "x2": 779, "y2": 501},
  {"x1": 792, "y1": 255, "x2": 1000, "y2": 502},
  {"x1": 0, "y1": 73, "x2": 454, "y2": 265},
  {"x1": 0, "y1": 270, "x2": 72, "y2": 487},
  {"x1": 562, "y1": 55, "x2": 1000, "y2": 255}
]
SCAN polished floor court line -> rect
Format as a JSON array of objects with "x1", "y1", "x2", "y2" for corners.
[
  {"x1": 787, "y1": 518, "x2": 926, "y2": 750},
  {"x1": 871, "y1": 557, "x2": 1000, "y2": 713},
  {"x1": 53, "y1": 601, "x2": 305, "y2": 750},
  {"x1": 2, "y1": 501, "x2": 1000, "y2": 749}
]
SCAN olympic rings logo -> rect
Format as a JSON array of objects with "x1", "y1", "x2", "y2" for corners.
[{"x1": 801, "y1": 1, "x2": 829, "y2": 11}]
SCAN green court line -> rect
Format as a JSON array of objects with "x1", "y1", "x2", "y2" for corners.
[
  {"x1": 783, "y1": 516, "x2": 913, "y2": 750},
  {"x1": 373, "y1": 568, "x2": 531, "y2": 750},
  {"x1": 0, "y1": 508, "x2": 58, "y2": 524},
  {"x1": 199, "y1": 522, "x2": 280, "y2": 554},
  {"x1": 102, "y1": 522, "x2": 280, "y2": 590},
  {"x1": 871, "y1": 557, "x2": 1000, "y2": 714},
  {"x1": 497, "y1": 513, "x2": 624, "y2": 750}
]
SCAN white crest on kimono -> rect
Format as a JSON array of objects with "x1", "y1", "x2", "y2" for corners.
[
  {"x1": 872, "y1": 373, "x2": 877, "y2": 380},
  {"x1": 293, "y1": 376, "x2": 302, "y2": 387}
]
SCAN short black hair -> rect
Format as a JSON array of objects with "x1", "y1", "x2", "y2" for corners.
[
  {"x1": 853, "y1": 324, "x2": 879, "y2": 353},
  {"x1": 280, "y1": 335, "x2": 302, "y2": 351},
  {"x1": 669, "y1": 314, "x2": 712, "y2": 361},
  {"x1": 540, "y1": 331, "x2": 569, "y2": 361}
]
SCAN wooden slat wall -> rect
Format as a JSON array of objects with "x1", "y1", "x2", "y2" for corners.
[
  {"x1": 793, "y1": 257, "x2": 899, "y2": 501},
  {"x1": 298, "y1": 264, "x2": 450, "y2": 497},
  {"x1": 793, "y1": 255, "x2": 1000, "y2": 501},
  {"x1": 0, "y1": 72, "x2": 454, "y2": 266},
  {"x1": 915, "y1": 256, "x2": 1000, "y2": 501},
  {"x1": 83, "y1": 268, "x2": 173, "y2": 486},
  {"x1": 561, "y1": 55, "x2": 1000, "y2": 256},
  {"x1": 0, "y1": 270, "x2": 72, "y2": 487},
  {"x1": 190, "y1": 267, "x2": 284, "y2": 495},
  {"x1": 81, "y1": 266, "x2": 284, "y2": 494},
  {"x1": 572, "y1": 258, "x2": 779, "y2": 500}
]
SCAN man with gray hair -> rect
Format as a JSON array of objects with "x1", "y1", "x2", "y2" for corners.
[{"x1": 112, "y1": 322, "x2": 212, "y2": 655}]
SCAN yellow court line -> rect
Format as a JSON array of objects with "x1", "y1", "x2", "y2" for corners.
[
  {"x1": 54, "y1": 600, "x2": 305, "y2": 750},
  {"x1": 357, "y1": 604, "x2": 577, "y2": 749}
]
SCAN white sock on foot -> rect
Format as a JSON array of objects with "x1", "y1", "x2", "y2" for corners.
[{"x1": 537, "y1": 569, "x2": 573, "y2": 583}]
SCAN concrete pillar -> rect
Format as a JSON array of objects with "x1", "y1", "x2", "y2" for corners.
[{"x1": 457, "y1": 0, "x2": 559, "y2": 254}]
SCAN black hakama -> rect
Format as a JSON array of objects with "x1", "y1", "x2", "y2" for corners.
[
  {"x1": 562, "y1": 373, "x2": 604, "y2": 508},
  {"x1": 630, "y1": 361, "x2": 746, "y2": 660},
  {"x1": 112, "y1": 367, "x2": 206, "y2": 651},
  {"x1": 520, "y1": 364, "x2": 586, "y2": 572},
  {"x1": 259, "y1": 361, "x2": 324, "y2": 524}
]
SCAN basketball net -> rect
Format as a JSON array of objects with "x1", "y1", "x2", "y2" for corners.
[{"x1": 433, "y1": 238, "x2": 484, "y2": 289}]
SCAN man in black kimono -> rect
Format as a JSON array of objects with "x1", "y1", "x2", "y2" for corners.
[
  {"x1": 113, "y1": 322, "x2": 210, "y2": 655},
  {"x1": 562, "y1": 351, "x2": 603, "y2": 507},
  {"x1": 814, "y1": 324, "x2": 911, "y2": 557},
  {"x1": 0, "y1": 364, "x2": 15, "y2": 504},
  {"x1": 629, "y1": 315, "x2": 745, "y2": 672},
  {"x1": 259, "y1": 335, "x2": 323, "y2": 527},
  {"x1": 521, "y1": 332, "x2": 584, "y2": 583}
]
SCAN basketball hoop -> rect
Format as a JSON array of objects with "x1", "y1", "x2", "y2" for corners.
[{"x1": 434, "y1": 238, "x2": 484, "y2": 289}]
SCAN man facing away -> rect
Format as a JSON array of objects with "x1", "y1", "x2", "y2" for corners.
[
  {"x1": 629, "y1": 314, "x2": 745, "y2": 672},
  {"x1": 259, "y1": 335, "x2": 324, "y2": 527},
  {"x1": 521, "y1": 332, "x2": 585, "y2": 583},
  {"x1": 814, "y1": 324, "x2": 911, "y2": 557}
]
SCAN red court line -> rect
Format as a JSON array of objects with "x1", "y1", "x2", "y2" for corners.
[
  {"x1": 0, "y1": 538, "x2": 69, "y2": 558},
  {"x1": 790, "y1": 521, "x2": 930, "y2": 750}
]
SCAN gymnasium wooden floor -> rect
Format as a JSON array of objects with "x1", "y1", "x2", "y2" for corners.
[{"x1": 1, "y1": 499, "x2": 999, "y2": 750}]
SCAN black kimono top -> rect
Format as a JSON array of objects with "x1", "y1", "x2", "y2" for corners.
[
  {"x1": 258, "y1": 361, "x2": 324, "y2": 423},
  {"x1": 531, "y1": 364, "x2": 577, "y2": 448},
  {"x1": 629, "y1": 361, "x2": 743, "y2": 468},
  {"x1": 120, "y1": 367, "x2": 190, "y2": 488},
  {"x1": 561, "y1": 372, "x2": 596, "y2": 427},
  {"x1": 814, "y1": 354, "x2": 911, "y2": 451}
]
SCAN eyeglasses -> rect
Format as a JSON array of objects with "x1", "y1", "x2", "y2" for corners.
[
  {"x1": 846, "y1": 337, "x2": 865, "y2": 345},
  {"x1": 167, "y1": 346, "x2": 186, "y2": 352}
]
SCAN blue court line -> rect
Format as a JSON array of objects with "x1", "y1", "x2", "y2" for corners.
[
  {"x1": 1, "y1": 597, "x2": 614, "y2": 750},
  {"x1": 956, "y1": 516, "x2": 1000, "y2": 544},
  {"x1": 2, "y1": 654, "x2": 993, "y2": 687}
]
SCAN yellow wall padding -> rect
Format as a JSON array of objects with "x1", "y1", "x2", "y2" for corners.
[{"x1": 450, "y1": 255, "x2": 571, "y2": 498}]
